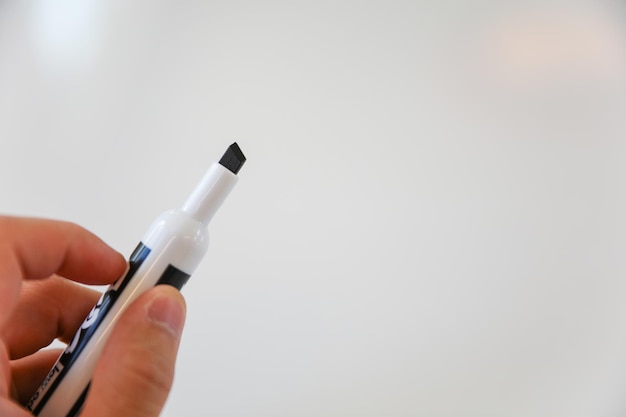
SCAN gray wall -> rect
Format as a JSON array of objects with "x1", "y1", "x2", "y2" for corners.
[{"x1": 1, "y1": 1, "x2": 626, "y2": 416}]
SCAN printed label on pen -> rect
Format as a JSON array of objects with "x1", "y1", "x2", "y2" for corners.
[
  {"x1": 26, "y1": 243, "x2": 152, "y2": 415},
  {"x1": 26, "y1": 361, "x2": 64, "y2": 412}
]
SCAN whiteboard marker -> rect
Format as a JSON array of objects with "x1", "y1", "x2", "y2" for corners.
[{"x1": 26, "y1": 143, "x2": 246, "y2": 417}]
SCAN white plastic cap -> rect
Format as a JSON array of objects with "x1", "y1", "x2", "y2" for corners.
[{"x1": 181, "y1": 162, "x2": 239, "y2": 224}]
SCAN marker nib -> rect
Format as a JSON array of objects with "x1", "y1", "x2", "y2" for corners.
[{"x1": 219, "y1": 142, "x2": 246, "y2": 174}]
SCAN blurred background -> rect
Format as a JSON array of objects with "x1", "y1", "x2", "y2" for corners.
[{"x1": 1, "y1": 1, "x2": 626, "y2": 416}]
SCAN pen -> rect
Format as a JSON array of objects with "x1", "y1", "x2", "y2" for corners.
[{"x1": 26, "y1": 143, "x2": 246, "y2": 417}]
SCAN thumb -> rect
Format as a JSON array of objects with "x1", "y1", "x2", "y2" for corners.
[{"x1": 81, "y1": 286, "x2": 186, "y2": 417}]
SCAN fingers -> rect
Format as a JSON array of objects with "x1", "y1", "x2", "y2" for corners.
[
  {"x1": 0, "y1": 342, "x2": 10, "y2": 397},
  {"x1": 0, "y1": 340, "x2": 34, "y2": 415},
  {"x1": 10, "y1": 349, "x2": 62, "y2": 405},
  {"x1": 2, "y1": 277, "x2": 101, "y2": 359},
  {"x1": 0, "y1": 216, "x2": 126, "y2": 328},
  {"x1": 0, "y1": 398, "x2": 31, "y2": 417},
  {"x1": 0, "y1": 217, "x2": 125, "y2": 283},
  {"x1": 81, "y1": 286, "x2": 186, "y2": 417}
]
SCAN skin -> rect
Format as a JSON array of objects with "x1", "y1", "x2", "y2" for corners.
[{"x1": 0, "y1": 216, "x2": 186, "y2": 417}]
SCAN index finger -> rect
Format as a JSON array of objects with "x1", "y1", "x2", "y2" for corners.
[{"x1": 0, "y1": 216, "x2": 126, "y2": 326}]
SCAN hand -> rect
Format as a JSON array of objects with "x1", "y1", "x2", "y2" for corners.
[{"x1": 0, "y1": 217, "x2": 186, "y2": 416}]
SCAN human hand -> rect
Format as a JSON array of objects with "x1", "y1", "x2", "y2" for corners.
[{"x1": 0, "y1": 217, "x2": 186, "y2": 416}]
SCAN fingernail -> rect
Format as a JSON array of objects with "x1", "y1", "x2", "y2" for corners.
[{"x1": 147, "y1": 292, "x2": 185, "y2": 338}]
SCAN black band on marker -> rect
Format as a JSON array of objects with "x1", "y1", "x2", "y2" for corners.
[{"x1": 156, "y1": 265, "x2": 191, "y2": 290}]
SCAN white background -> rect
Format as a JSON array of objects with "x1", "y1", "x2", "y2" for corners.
[{"x1": 1, "y1": 1, "x2": 626, "y2": 416}]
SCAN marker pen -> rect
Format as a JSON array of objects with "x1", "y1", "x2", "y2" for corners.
[{"x1": 26, "y1": 143, "x2": 246, "y2": 417}]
